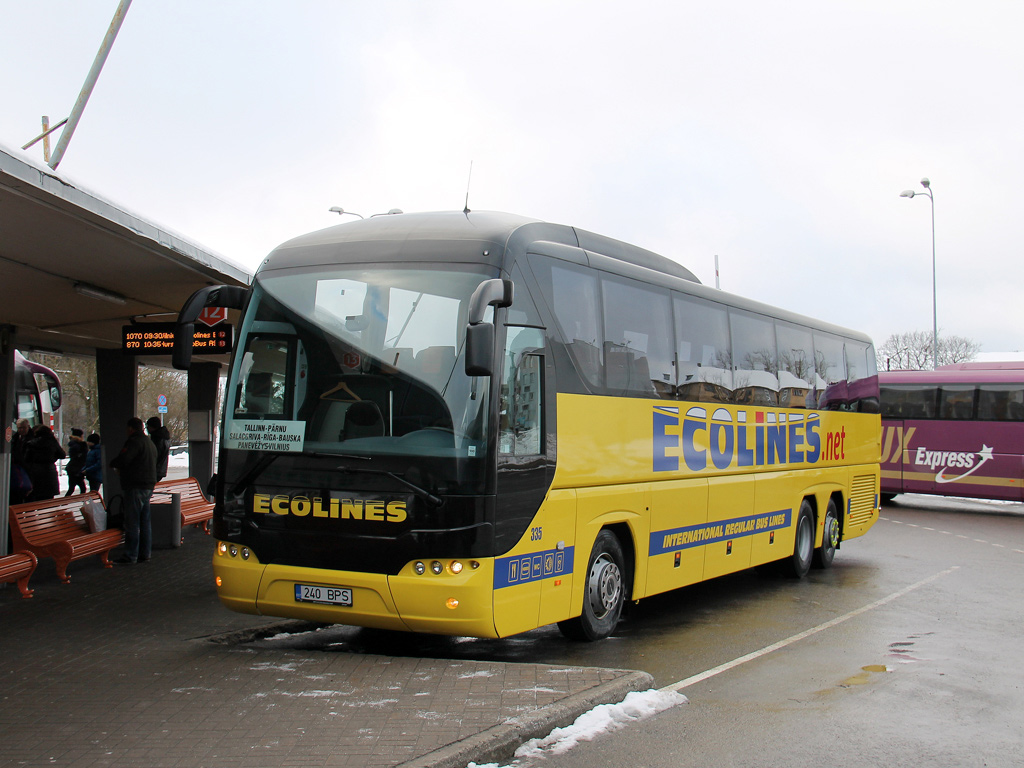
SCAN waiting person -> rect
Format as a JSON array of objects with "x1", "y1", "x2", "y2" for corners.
[
  {"x1": 110, "y1": 417, "x2": 157, "y2": 565},
  {"x1": 23, "y1": 424, "x2": 66, "y2": 501},
  {"x1": 146, "y1": 416, "x2": 171, "y2": 482},
  {"x1": 9, "y1": 419, "x2": 33, "y2": 504},
  {"x1": 84, "y1": 433, "x2": 103, "y2": 493},
  {"x1": 64, "y1": 428, "x2": 88, "y2": 496}
]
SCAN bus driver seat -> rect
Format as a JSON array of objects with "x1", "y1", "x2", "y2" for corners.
[{"x1": 342, "y1": 400, "x2": 385, "y2": 440}]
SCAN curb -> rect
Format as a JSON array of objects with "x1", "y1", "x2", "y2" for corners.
[{"x1": 396, "y1": 669, "x2": 656, "y2": 768}]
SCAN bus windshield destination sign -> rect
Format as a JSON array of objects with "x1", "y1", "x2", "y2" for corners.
[{"x1": 122, "y1": 323, "x2": 233, "y2": 355}]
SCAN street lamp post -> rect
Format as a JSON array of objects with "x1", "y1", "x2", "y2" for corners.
[{"x1": 900, "y1": 178, "x2": 937, "y2": 370}]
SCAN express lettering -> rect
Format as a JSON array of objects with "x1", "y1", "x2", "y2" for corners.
[
  {"x1": 654, "y1": 406, "x2": 834, "y2": 473},
  {"x1": 252, "y1": 493, "x2": 407, "y2": 522},
  {"x1": 913, "y1": 447, "x2": 977, "y2": 471}
]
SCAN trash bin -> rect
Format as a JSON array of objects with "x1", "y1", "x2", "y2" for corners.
[{"x1": 151, "y1": 492, "x2": 182, "y2": 549}]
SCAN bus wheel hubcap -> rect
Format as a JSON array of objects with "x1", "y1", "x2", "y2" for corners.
[
  {"x1": 826, "y1": 516, "x2": 839, "y2": 548},
  {"x1": 589, "y1": 554, "x2": 621, "y2": 618}
]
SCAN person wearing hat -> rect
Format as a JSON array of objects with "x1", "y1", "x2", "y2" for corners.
[
  {"x1": 83, "y1": 433, "x2": 103, "y2": 492},
  {"x1": 64, "y1": 428, "x2": 89, "y2": 497},
  {"x1": 146, "y1": 416, "x2": 171, "y2": 482}
]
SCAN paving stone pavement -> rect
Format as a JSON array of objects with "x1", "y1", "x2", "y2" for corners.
[{"x1": 0, "y1": 527, "x2": 651, "y2": 768}]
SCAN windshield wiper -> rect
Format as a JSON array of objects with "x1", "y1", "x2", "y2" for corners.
[{"x1": 334, "y1": 464, "x2": 443, "y2": 507}]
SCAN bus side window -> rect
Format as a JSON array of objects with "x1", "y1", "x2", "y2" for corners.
[
  {"x1": 547, "y1": 261, "x2": 603, "y2": 389},
  {"x1": 601, "y1": 274, "x2": 673, "y2": 397},
  {"x1": 776, "y1": 322, "x2": 814, "y2": 409},
  {"x1": 731, "y1": 309, "x2": 779, "y2": 406},
  {"x1": 979, "y1": 385, "x2": 1024, "y2": 421},
  {"x1": 939, "y1": 385, "x2": 975, "y2": 420},
  {"x1": 236, "y1": 337, "x2": 291, "y2": 416},
  {"x1": 500, "y1": 327, "x2": 545, "y2": 456},
  {"x1": 673, "y1": 293, "x2": 732, "y2": 404}
]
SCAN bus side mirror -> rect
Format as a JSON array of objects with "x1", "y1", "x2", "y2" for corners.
[
  {"x1": 174, "y1": 285, "x2": 249, "y2": 370},
  {"x1": 465, "y1": 323, "x2": 495, "y2": 377},
  {"x1": 465, "y1": 278, "x2": 513, "y2": 377}
]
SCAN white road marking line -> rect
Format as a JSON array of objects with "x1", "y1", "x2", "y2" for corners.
[{"x1": 659, "y1": 566, "x2": 960, "y2": 694}]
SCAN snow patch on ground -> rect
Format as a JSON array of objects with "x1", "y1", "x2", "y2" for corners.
[{"x1": 467, "y1": 688, "x2": 687, "y2": 768}]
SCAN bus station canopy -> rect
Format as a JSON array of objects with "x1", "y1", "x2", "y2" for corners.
[{"x1": 0, "y1": 144, "x2": 251, "y2": 363}]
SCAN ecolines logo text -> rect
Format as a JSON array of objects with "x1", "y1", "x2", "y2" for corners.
[
  {"x1": 252, "y1": 494, "x2": 407, "y2": 522},
  {"x1": 653, "y1": 406, "x2": 845, "y2": 473}
]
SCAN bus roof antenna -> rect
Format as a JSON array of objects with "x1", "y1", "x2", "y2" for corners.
[{"x1": 463, "y1": 161, "x2": 474, "y2": 214}]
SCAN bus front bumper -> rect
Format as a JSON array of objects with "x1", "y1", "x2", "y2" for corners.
[{"x1": 213, "y1": 543, "x2": 499, "y2": 638}]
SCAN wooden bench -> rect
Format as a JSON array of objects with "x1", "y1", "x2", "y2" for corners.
[
  {"x1": 153, "y1": 477, "x2": 214, "y2": 534},
  {"x1": 9, "y1": 493, "x2": 123, "y2": 584},
  {"x1": 0, "y1": 550, "x2": 38, "y2": 599}
]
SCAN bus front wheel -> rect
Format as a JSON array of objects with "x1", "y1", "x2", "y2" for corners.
[
  {"x1": 784, "y1": 501, "x2": 815, "y2": 578},
  {"x1": 558, "y1": 530, "x2": 626, "y2": 642},
  {"x1": 812, "y1": 498, "x2": 840, "y2": 569}
]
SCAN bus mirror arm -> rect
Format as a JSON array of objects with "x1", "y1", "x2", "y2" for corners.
[
  {"x1": 467, "y1": 278, "x2": 513, "y2": 325},
  {"x1": 465, "y1": 278, "x2": 513, "y2": 377},
  {"x1": 173, "y1": 284, "x2": 250, "y2": 370}
]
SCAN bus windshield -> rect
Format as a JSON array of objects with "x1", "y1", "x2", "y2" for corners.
[{"x1": 223, "y1": 263, "x2": 496, "y2": 495}]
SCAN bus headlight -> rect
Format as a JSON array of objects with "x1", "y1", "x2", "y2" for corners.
[
  {"x1": 448, "y1": 560, "x2": 463, "y2": 575},
  {"x1": 229, "y1": 544, "x2": 238, "y2": 557},
  {"x1": 218, "y1": 541, "x2": 227, "y2": 556},
  {"x1": 431, "y1": 561, "x2": 443, "y2": 575},
  {"x1": 414, "y1": 561, "x2": 426, "y2": 575}
]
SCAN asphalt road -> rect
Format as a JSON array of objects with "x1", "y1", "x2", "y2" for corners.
[{"x1": 258, "y1": 495, "x2": 1024, "y2": 767}]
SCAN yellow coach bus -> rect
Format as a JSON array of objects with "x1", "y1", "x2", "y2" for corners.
[{"x1": 174, "y1": 211, "x2": 881, "y2": 641}]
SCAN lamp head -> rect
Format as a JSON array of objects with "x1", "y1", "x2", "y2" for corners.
[
  {"x1": 920, "y1": 177, "x2": 930, "y2": 189},
  {"x1": 900, "y1": 190, "x2": 916, "y2": 198}
]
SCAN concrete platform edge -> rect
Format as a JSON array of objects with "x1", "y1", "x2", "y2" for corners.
[{"x1": 396, "y1": 669, "x2": 656, "y2": 768}]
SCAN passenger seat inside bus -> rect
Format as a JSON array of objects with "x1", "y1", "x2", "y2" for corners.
[
  {"x1": 415, "y1": 346, "x2": 456, "y2": 387},
  {"x1": 342, "y1": 401, "x2": 385, "y2": 440}
]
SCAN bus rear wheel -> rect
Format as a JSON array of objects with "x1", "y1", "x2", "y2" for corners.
[
  {"x1": 784, "y1": 501, "x2": 815, "y2": 578},
  {"x1": 558, "y1": 530, "x2": 626, "y2": 642},
  {"x1": 813, "y1": 498, "x2": 840, "y2": 569}
]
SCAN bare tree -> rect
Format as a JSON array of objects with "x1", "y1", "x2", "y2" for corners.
[
  {"x1": 879, "y1": 330, "x2": 981, "y2": 371},
  {"x1": 27, "y1": 353, "x2": 190, "y2": 445}
]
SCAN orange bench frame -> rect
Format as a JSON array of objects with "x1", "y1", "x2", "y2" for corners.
[
  {"x1": 0, "y1": 550, "x2": 38, "y2": 598},
  {"x1": 9, "y1": 494, "x2": 122, "y2": 584},
  {"x1": 153, "y1": 477, "x2": 214, "y2": 534}
]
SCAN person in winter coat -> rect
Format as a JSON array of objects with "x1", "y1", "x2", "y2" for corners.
[
  {"x1": 83, "y1": 433, "x2": 103, "y2": 492},
  {"x1": 23, "y1": 425, "x2": 66, "y2": 501},
  {"x1": 110, "y1": 418, "x2": 157, "y2": 564},
  {"x1": 64, "y1": 428, "x2": 88, "y2": 496},
  {"x1": 9, "y1": 419, "x2": 33, "y2": 504},
  {"x1": 146, "y1": 416, "x2": 171, "y2": 482}
]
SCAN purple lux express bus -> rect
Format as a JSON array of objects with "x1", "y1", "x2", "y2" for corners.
[{"x1": 879, "y1": 362, "x2": 1024, "y2": 502}]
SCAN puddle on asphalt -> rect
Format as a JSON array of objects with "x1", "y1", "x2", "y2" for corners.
[{"x1": 839, "y1": 664, "x2": 890, "y2": 687}]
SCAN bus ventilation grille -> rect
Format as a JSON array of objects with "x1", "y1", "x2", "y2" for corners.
[{"x1": 849, "y1": 475, "x2": 877, "y2": 526}]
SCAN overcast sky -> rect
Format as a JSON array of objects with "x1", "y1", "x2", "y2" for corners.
[{"x1": 2, "y1": 1, "x2": 1022, "y2": 355}]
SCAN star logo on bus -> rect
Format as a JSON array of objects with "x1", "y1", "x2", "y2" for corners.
[{"x1": 935, "y1": 444, "x2": 994, "y2": 484}]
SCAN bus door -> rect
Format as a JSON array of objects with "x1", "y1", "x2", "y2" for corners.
[
  {"x1": 492, "y1": 298, "x2": 563, "y2": 636},
  {"x1": 880, "y1": 419, "x2": 911, "y2": 496}
]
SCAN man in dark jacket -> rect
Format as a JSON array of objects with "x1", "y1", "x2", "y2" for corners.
[
  {"x1": 110, "y1": 417, "x2": 158, "y2": 564},
  {"x1": 64, "y1": 428, "x2": 88, "y2": 496},
  {"x1": 146, "y1": 416, "x2": 171, "y2": 481},
  {"x1": 24, "y1": 425, "x2": 66, "y2": 501}
]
